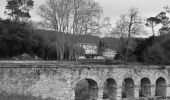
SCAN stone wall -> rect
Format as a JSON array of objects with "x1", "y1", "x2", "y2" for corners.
[{"x1": 0, "y1": 61, "x2": 169, "y2": 100}]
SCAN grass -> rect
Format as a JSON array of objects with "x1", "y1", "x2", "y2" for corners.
[{"x1": 0, "y1": 92, "x2": 55, "y2": 100}]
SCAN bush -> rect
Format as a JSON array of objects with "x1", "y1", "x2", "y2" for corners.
[{"x1": 142, "y1": 43, "x2": 167, "y2": 64}]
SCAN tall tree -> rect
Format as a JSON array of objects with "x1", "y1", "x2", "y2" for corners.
[
  {"x1": 38, "y1": 0, "x2": 102, "y2": 34},
  {"x1": 38, "y1": 0, "x2": 103, "y2": 60},
  {"x1": 99, "y1": 17, "x2": 112, "y2": 37},
  {"x1": 5, "y1": 0, "x2": 34, "y2": 22},
  {"x1": 115, "y1": 7, "x2": 143, "y2": 63},
  {"x1": 145, "y1": 17, "x2": 161, "y2": 36},
  {"x1": 38, "y1": 0, "x2": 73, "y2": 60},
  {"x1": 156, "y1": 12, "x2": 170, "y2": 34}
]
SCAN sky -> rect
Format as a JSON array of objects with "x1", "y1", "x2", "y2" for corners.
[{"x1": 0, "y1": 0, "x2": 170, "y2": 35}]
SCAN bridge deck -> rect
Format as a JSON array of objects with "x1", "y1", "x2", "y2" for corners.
[{"x1": 0, "y1": 60, "x2": 169, "y2": 69}]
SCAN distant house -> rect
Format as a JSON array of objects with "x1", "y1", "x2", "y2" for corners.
[
  {"x1": 78, "y1": 43, "x2": 97, "y2": 54},
  {"x1": 77, "y1": 43, "x2": 117, "y2": 59},
  {"x1": 78, "y1": 43, "x2": 98, "y2": 58},
  {"x1": 102, "y1": 48, "x2": 117, "y2": 59}
]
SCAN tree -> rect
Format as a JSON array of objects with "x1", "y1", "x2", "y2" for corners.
[
  {"x1": 164, "y1": 5, "x2": 170, "y2": 13},
  {"x1": 5, "y1": 0, "x2": 34, "y2": 22},
  {"x1": 38, "y1": 0, "x2": 103, "y2": 60},
  {"x1": 98, "y1": 40, "x2": 108, "y2": 56},
  {"x1": 38, "y1": 0, "x2": 102, "y2": 34},
  {"x1": 114, "y1": 7, "x2": 143, "y2": 62},
  {"x1": 114, "y1": 15, "x2": 128, "y2": 38},
  {"x1": 145, "y1": 17, "x2": 161, "y2": 36},
  {"x1": 99, "y1": 17, "x2": 112, "y2": 37},
  {"x1": 156, "y1": 12, "x2": 170, "y2": 35},
  {"x1": 72, "y1": 0, "x2": 103, "y2": 35},
  {"x1": 38, "y1": 0, "x2": 73, "y2": 60}
]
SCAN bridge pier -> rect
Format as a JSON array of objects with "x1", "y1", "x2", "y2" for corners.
[
  {"x1": 70, "y1": 89, "x2": 75, "y2": 100},
  {"x1": 116, "y1": 87, "x2": 122, "y2": 100},
  {"x1": 134, "y1": 86, "x2": 140, "y2": 98},
  {"x1": 151, "y1": 85, "x2": 156, "y2": 97},
  {"x1": 166, "y1": 84, "x2": 170, "y2": 97},
  {"x1": 97, "y1": 87, "x2": 103, "y2": 100}
]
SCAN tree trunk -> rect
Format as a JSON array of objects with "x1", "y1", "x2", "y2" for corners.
[
  {"x1": 59, "y1": 51, "x2": 64, "y2": 61},
  {"x1": 152, "y1": 25, "x2": 155, "y2": 36}
]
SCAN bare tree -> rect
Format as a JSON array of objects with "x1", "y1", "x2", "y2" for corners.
[
  {"x1": 115, "y1": 7, "x2": 143, "y2": 63},
  {"x1": 38, "y1": 0, "x2": 103, "y2": 60},
  {"x1": 38, "y1": 0, "x2": 72, "y2": 60},
  {"x1": 99, "y1": 16, "x2": 112, "y2": 37},
  {"x1": 114, "y1": 15, "x2": 128, "y2": 38},
  {"x1": 72, "y1": 0, "x2": 103, "y2": 35}
]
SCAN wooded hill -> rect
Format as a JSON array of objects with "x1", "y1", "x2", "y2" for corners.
[{"x1": 1, "y1": 19, "x2": 170, "y2": 64}]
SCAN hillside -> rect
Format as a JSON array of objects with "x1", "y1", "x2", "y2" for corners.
[{"x1": 36, "y1": 29, "x2": 121, "y2": 50}]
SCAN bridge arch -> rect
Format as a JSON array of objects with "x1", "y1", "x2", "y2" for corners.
[
  {"x1": 122, "y1": 78, "x2": 135, "y2": 98},
  {"x1": 75, "y1": 78, "x2": 98, "y2": 100},
  {"x1": 155, "y1": 77, "x2": 167, "y2": 97},
  {"x1": 139, "y1": 77, "x2": 151, "y2": 97},
  {"x1": 103, "y1": 78, "x2": 117, "y2": 100}
]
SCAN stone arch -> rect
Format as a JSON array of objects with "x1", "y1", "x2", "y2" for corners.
[
  {"x1": 155, "y1": 77, "x2": 167, "y2": 97},
  {"x1": 75, "y1": 78, "x2": 98, "y2": 100},
  {"x1": 139, "y1": 77, "x2": 151, "y2": 97},
  {"x1": 103, "y1": 78, "x2": 117, "y2": 100},
  {"x1": 122, "y1": 78, "x2": 135, "y2": 98}
]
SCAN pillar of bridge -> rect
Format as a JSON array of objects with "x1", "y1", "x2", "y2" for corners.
[
  {"x1": 151, "y1": 85, "x2": 156, "y2": 97},
  {"x1": 70, "y1": 90, "x2": 75, "y2": 100},
  {"x1": 116, "y1": 87, "x2": 122, "y2": 100},
  {"x1": 166, "y1": 84, "x2": 170, "y2": 97},
  {"x1": 69, "y1": 85, "x2": 75, "y2": 100},
  {"x1": 134, "y1": 85, "x2": 140, "y2": 98},
  {"x1": 97, "y1": 87, "x2": 103, "y2": 100}
]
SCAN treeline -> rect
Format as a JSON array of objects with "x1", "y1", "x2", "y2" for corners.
[
  {"x1": 1, "y1": 18, "x2": 170, "y2": 64},
  {"x1": 116, "y1": 34, "x2": 170, "y2": 64},
  {"x1": 0, "y1": 18, "x2": 120, "y2": 60}
]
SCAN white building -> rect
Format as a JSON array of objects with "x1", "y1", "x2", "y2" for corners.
[
  {"x1": 102, "y1": 49, "x2": 117, "y2": 59},
  {"x1": 79, "y1": 43, "x2": 98, "y2": 55}
]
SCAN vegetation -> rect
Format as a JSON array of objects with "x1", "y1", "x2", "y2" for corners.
[
  {"x1": 5, "y1": 0, "x2": 34, "y2": 22},
  {"x1": 0, "y1": 0, "x2": 170, "y2": 65},
  {"x1": 37, "y1": 0, "x2": 112, "y2": 60},
  {"x1": 145, "y1": 17, "x2": 161, "y2": 36},
  {"x1": 0, "y1": 18, "x2": 120, "y2": 60},
  {"x1": 113, "y1": 7, "x2": 143, "y2": 63},
  {"x1": 113, "y1": 7, "x2": 170, "y2": 65},
  {"x1": 0, "y1": 92, "x2": 55, "y2": 100}
]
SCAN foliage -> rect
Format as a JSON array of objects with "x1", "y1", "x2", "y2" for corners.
[
  {"x1": 37, "y1": 0, "x2": 113, "y2": 60},
  {"x1": 142, "y1": 43, "x2": 167, "y2": 64},
  {"x1": 98, "y1": 40, "x2": 108, "y2": 55},
  {"x1": 0, "y1": 19, "x2": 35, "y2": 58},
  {"x1": 5, "y1": 0, "x2": 34, "y2": 22},
  {"x1": 156, "y1": 12, "x2": 170, "y2": 35},
  {"x1": 145, "y1": 17, "x2": 161, "y2": 36},
  {"x1": 114, "y1": 7, "x2": 143, "y2": 62},
  {"x1": 38, "y1": 0, "x2": 103, "y2": 34},
  {"x1": 133, "y1": 36, "x2": 155, "y2": 62},
  {"x1": 132, "y1": 34, "x2": 170, "y2": 64},
  {"x1": 0, "y1": 18, "x2": 120, "y2": 60}
]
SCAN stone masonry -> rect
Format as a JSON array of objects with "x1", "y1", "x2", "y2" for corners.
[{"x1": 0, "y1": 61, "x2": 169, "y2": 100}]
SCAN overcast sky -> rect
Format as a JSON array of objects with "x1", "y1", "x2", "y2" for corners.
[{"x1": 0, "y1": 0, "x2": 170, "y2": 33}]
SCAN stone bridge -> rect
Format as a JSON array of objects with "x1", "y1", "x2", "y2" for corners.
[{"x1": 0, "y1": 61, "x2": 170, "y2": 100}]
